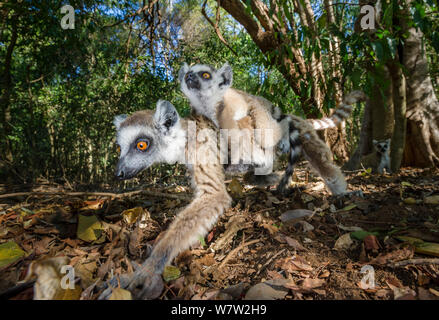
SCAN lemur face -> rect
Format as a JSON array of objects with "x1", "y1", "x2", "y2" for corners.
[
  {"x1": 373, "y1": 139, "x2": 391, "y2": 155},
  {"x1": 113, "y1": 101, "x2": 185, "y2": 180},
  {"x1": 178, "y1": 62, "x2": 233, "y2": 121}
]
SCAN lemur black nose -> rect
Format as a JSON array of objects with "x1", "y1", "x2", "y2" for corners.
[{"x1": 115, "y1": 169, "x2": 125, "y2": 179}]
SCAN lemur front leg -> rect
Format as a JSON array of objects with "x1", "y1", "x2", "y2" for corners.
[{"x1": 98, "y1": 193, "x2": 231, "y2": 300}]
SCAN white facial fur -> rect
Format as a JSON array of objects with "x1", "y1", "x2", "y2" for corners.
[
  {"x1": 178, "y1": 62, "x2": 233, "y2": 126},
  {"x1": 114, "y1": 100, "x2": 187, "y2": 179},
  {"x1": 373, "y1": 138, "x2": 391, "y2": 173}
]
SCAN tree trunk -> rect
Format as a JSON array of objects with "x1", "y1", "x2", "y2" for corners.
[
  {"x1": 388, "y1": 62, "x2": 407, "y2": 171},
  {"x1": 401, "y1": 3, "x2": 439, "y2": 167}
]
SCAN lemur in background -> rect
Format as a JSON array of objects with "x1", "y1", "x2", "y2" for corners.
[
  {"x1": 99, "y1": 100, "x2": 231, "y2": 299},
  {"x1": 178, "y1": 62, "x2": 365, "y2": 196},
  {"x1": 361, "y1": 139, "x2": 392, "y2": 174}
]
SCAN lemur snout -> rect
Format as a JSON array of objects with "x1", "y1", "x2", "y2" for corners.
[
  {"x1": 115, "y1": 168, "x2": 125, "y2": 179},
  {"x1": 185, "y1": 72, "x2": 200, "y2": 90},
  {"x1": 115, "y1": 162, "x2": 129, "y2": 180}
]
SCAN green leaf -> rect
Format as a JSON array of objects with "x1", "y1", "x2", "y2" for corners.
[
  {"x1": 77, "y1": 214, "x2": 105, "y2": 243},
  {"x1": 162, "y1": 265, "x2": 181, "y2": 282},
  {"x1": 350, "y1": 231, "x2": 379, "y2": 241},
  {"x1": 0, "y1": 241, "x2": 27, "y2": 268},
  {"x1": 396, "y1": 236, "x2": 439, "y2": 257}
]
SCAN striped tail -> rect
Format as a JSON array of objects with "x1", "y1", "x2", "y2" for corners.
[
  {"x1": 308, "y1": 90, "x2": 366, "y2": 130},
  {"x1": 276, "y1": 119, "x2": 302, "y2": 194}
]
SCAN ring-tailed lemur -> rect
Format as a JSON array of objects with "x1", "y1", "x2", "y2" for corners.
[
  {"x1": 178, "y1": 62, "x2": 366, "y2": 196},
  {"x1": 361, "y1": 139, "x2": 391, "y2": 174},
  {"x1": 99, "y1": 100, "x2": 231, "y2": 299}
]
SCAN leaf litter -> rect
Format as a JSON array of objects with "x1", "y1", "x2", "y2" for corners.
[{"x1": 0, "y1": 166, "x2": 439, "y2": 300}]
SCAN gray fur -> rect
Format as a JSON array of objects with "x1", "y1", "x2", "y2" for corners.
[
  {"x1": 373, "y1": 138, "x2": 391, "y2": 173},
  {"x1": 114, "y1": 101, "x2": 186, "y2": 179},
  {"x1": 113, "y1": 114, "x2": 128, "y2": 129},
  {"x1": 178, "y1": 62, "x2": 233, "y2": 126}
]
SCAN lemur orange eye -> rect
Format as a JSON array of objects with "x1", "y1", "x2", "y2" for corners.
[
  {"x1": 202, "y1": 72, "x2": 211, "y2": 79},
  {"x1": 136, "y1": 141, "x2": 148, "y2": 151},
  {"x1": 116, "y1": 145, "x2": 121, "y2": 154}
]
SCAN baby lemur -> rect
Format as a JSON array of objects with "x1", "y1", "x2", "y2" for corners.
[
  {"x1": 179, "y1": 62, "x2": 366, "y2": 196},
  {"x1": 99, "y1": 100, "x2": 231, "y2": 299},
  {"x1": 361, "y1": 139, "x2": 392, "y2": 173}
]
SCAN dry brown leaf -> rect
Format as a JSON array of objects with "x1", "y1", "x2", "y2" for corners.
[
  {"x1": 369, "y1": 245, "x2": 414, "y2": 265},
  {"x1": 284, "y1": 236, "x2": 306, "y2": 251},
  {"x1": 244, "y1": 280, "x2": 289, "y2": 300},
  {"x1": 364, "y1": 234, "x2": 381, "y2": 251}
]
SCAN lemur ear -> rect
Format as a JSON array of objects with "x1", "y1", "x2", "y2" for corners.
[
  {"x1": 218, "y1": 62, "x2": 233, "y2": 88},
  {"x1": 113, "y1": 114, "x2": 128, "y2": 130},
  {"x1": 178, "y1": 63, "x2": 189, "y2": 83},
  {"x1": 386, "y1": 138, "x2": 391, "y2": 145},
  {"x1": 372, "y1": 139, "x2": 378, "y2": 145},
  {"x1": 154, "y1": 100, "x2": 179, "y2": 132}
]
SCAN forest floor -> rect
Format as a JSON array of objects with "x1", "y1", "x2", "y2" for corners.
[{"x1": 1, "y1": 164, "x2": 439, "y2": 300}]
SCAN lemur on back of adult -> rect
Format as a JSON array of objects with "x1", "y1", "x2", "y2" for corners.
[
  {"x1": 178, "y1": 62, "x2": 366, "y2": 196},
  {"x1": 99, "y1": 100, "x2": 231, "y2": 299}
]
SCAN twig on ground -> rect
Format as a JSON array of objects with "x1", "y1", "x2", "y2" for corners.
[
  {"x1": 0, "y1": 190, "x2": 191, "y2": 200},
  {"x1": 391, "y1": 258, "x2": 439, "y2": 268},
  {"x1": 255, "y1": 248, "x2": 287, "y2": 276},
  {"x1": 219, "y1": 239, "x2": 261, "y2": 269}
]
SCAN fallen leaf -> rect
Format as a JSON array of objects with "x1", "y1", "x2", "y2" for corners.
[
  {"x1": 121, "y1": 207, "x2": 144, "y2": 225},
  {"x1": 80, "y1": 199, "x2": 105, "y2": 211},
  {"x1": 0, "y1": 241, "x2": 27, "y2": 268},
  {"x1": 163, "y1": 265, "x2": 181, "y2": 282},
  {"x1": 334, "y1": 233, "x2": 354, "y2": 250},
  {"x1": 364, "y1": 235, "x2": 381, "y2": 251},
  {"x1": 396, "y1": 236, "x2": 439, "y2": 257},
  {"x1": 294, "y1": 220, "x2": 315, "y2": 233},
  {"x1": 228, "y1": 178, "x2": 243, "y2": 197},
  {"x1": 341, "y1": 204, "x2": 357, "y2": 211},
  {"x1": 369, "y1": 245, "x2": 414, "y2": 265},
  {"x1": 387, "y1": 282, "x2": 416, "y2": 300},
  {"x1": 403, "y1": 197, "x2": 418, "y2": 205},
  {"x1": 280, "y1": 209, "x2": 313, "y2": 222},
  {"x1": 109, "y1": 288, "x2": 132, "y2": 300},
  {"x1": 284, "y1": 236, "x2": 306, "y2": 251},
  {"x1": 244, "y1": 279, "x2": 289, "y2": 300},
  {"x1": 301, "y1": 278, "x2": 325, "y2": 290},
  {"x1": 351, "y1": 230, "x2": 379, "y2": 241},
  {"x1": 424, "y1": 195, "x2": 439, "y2": 205},
  {"x1": 77, "y1": 214, "x2": 105, "y2": 243}
]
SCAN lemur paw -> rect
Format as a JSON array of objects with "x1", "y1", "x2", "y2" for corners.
[
  {"x1": 333, "y1": 190, "x2": 364, "y2": 199},
  {"x1": 345, "y1": 190, "x2": 364, "y2": 198},
  {"x1": 98, "y1": 260, "x2": 163, "y2": 300}
]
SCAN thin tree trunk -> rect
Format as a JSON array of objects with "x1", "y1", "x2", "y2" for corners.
[{"x1": 388, "y1": 62, "x2": 407, "y2": 171}]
